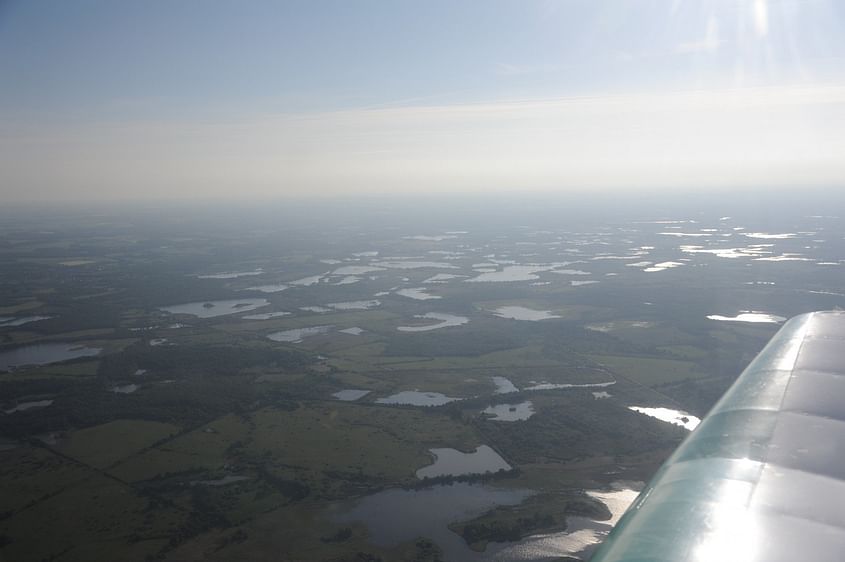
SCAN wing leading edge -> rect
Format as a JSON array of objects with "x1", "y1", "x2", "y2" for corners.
[{"x1": 590, "y1": 310, "x2": 845, "y2": 562}]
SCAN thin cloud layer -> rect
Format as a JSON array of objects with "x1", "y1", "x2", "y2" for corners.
[{"x1": 2, "y1": 85, "x2": 844, "y2": 201}]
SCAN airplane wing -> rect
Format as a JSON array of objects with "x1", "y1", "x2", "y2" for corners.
[{"x1": 590, "y1": 310, "x2": 845, "y2": 562}]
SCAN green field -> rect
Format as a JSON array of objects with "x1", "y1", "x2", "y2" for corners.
[
  {"x1": 588, "y1": 354, "x2": 709, "y2": 387},
  {"x1": 0, "y1": 471, "x2": 183, "y2": 562},
  {"x1": 111, "y1": 414, "x2": 251, "y2": 482},
  {"x1": 56, "y1": 419, "x2": 181, "y2": 469}
]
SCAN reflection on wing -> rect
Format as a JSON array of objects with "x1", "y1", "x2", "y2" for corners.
[{"x1": 591, "y1": 311, "x2": 845, "y2": 562}]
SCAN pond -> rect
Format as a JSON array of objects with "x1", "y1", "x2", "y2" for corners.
[
  {"x1": 4, "y1": 399, "x2": 54, "y2": 414},
  {"x1": 111, "y1": 384, "x2": 140, "y2": 394},
  {"x1": 0, "y1": 343, "x2": 102, "y2": 372},
  {"x1": 424, "y1": 273, "x2": 464, "y2": 283},
  {"x1": 244, "y1": 284, "x2": 289, "y2": 293},
  {"x1": 706, "y1": 312, "x2": 786, "y2": 323},
  {"x1": 375, "y1": 390, "x2": 461, "y2": 406},
  {"x1": 493, "y1": 307, "x2": 559, "y2": 321},
  {"x1": 552, "y1": 269, "x2": 591, "y2": 276},
  {"x1": 397, "y1": 313, "x2": 469, "y2": 332},
  {"x1": 241, "y1": 311, "x2": 291, "y2": 320},
  {"x1": 492, "y1": 376, "x2": 518, "y2": 394},
  {"x1": 586, "y1": 321, "x2": 653, "y2": 332},
  {"x1": 332, "y1": 389, "x2": 371, "y2": 401},
  {"x1": 327, "y1": 300, "x2": 381, "y2": 310},
  {"x1": 482, "y1": 402, "x2": 535, "y2": 422},
  {"x1": 628, "y1": 406, "x2": 701, "y2": 430},
  {"x1": 466, "y1": 265, "x2": 555, "y2": 283},
  {"x1": 190, "y1": 475, "x2": 250, "y2": 487},
  {"x1": 300, "y1": 306, "x2": 332, "y2": 313},
  {"x1": 331, "y1": 265, "x2": 385, "y2": 275},
  {"x1": 416, "y1": 446, "x2": 511, "y2": 479},
  {"x1": 0, "y1": 315, "x2": 53, "y2": 328},
  {"x1": 373, "y1": 260, "x2": 459, "y2": 270},
  {"x1": 290, "y1": 274, "x2": 325, "y2": 286},
  {"x1": 159, "y1": 298, "x2": 269, "y2": 318},
  {"x1": 524, "y1": 381, "x2": 615, "y2": 391},
  {"x1": 267, "y1": 325, "x2": 333, "y2": 343},
  {"x1": 643, "y1": 261, "x2": 684, "y2": 272},
  {"x1": 197, "y1": 269, "x2": 263, "y2": 279},
  {"x1": 404, "y1": 234, "x2": 458, "y2": 241},
  {"x1": 396, "y1": 287, "x2": 441, "y2": 300}
]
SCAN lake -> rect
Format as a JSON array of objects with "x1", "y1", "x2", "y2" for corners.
[
  {"x1": 159, "y1": 298, "x2": 269, "y2": 318},
  {"x1": 332, "y1": 483, "x2": 533, "y2": 561},
  {"x1": 333, "y1": 482, "x2": 640, "y2": 561},
  {"x1": 416, "y1": 446, "x2": 511, "y2": 479},
  {"x1": 0, "y1": 343, "x2": 102, "y2": 372},
  {"x1": 488, "y1": 485, "x2": 640, "y2": 561}
]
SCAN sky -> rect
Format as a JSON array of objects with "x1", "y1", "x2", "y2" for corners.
[{"x1": 1, "y1": 0, "x2": 844, "y2": 203}]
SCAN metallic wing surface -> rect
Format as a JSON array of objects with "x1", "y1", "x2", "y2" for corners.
[{"x1": 590, "y1": 310, "x2": 845, "y2": 562}]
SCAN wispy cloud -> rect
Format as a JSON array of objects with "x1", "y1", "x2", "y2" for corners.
[
  {"x1": 494, "y1": 62, "x2": 565, "y2": 76},
  {"x1": 677, "y1": 15, "x2": 723, "y2": 54},
  {"x1": 753, "y1": 0, "x2": 769, "y2": 38}
]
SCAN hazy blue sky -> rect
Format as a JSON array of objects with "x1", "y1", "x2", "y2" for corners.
[{"x1": 1, "y1": 0, "x2": 844, "y2": 202}]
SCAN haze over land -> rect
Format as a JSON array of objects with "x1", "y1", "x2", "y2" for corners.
[{"x1": 3, "y1": 197, "x2": 845, "y2": 560}]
